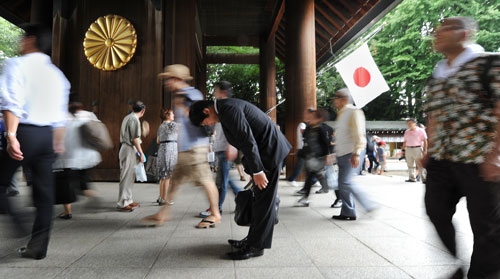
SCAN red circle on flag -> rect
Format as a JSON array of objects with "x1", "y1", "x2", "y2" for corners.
[{"x1": 353, "y1": 67, "x2": 371, "y2": 88}]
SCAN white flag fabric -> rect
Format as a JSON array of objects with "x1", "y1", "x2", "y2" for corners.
[{"x1": 334, "y1": 43, "x2": 389, "y2": 108}]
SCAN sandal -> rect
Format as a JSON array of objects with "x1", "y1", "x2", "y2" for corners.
[
  {"x1": 58, "y1": 212, "x2": 72, "y2": 220},
  {"x1": 140, "y1": 215, "x2": 165, "y2": 227},
  {"x1": 196, "y1": 218, "x2": 220, "y2": 229}
]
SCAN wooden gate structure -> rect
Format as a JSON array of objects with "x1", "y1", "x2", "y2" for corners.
[{"x1": 0, "y1": 0, "x2": 402, "y2": 180}]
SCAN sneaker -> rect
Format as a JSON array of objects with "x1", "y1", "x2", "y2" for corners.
[
  {"x1": 294, "y1": 189, "x2": 307, "y2": 196},
  {"x1": 199, "y1": 208, "x2": 211, "y2": 218},
  {"x1": 315, "y1": 188, "x2": 329, "y2": 194},
  {"x1": 331, "y1": 199, "x2": 343, "y2": 208},
  {"x1": 287, "y1": 180, "x2": 299, "y2": 187},
  {"x1": 296, "y1": 198, "x2": 309, "y2": 207},
  {"x1": 405, "y1": 179, "x2": 416, "y2": 183},
  {"x1": 166, "y1": 200, "x2": 175, "y2": 205}
]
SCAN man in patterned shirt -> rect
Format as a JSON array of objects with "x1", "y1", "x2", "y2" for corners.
[{"x1": 423, "y1": 16, "x2": 500, "y2": 279}]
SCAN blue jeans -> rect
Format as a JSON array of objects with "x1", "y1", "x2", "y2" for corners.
[
  {"x1": 216, "y1": 151, "x2": 241, "y2": 211},
  {"x1": 337, "y1": 153, "x2": 376, "y2": 217},
  {"x1": 287, "y1": 155, "x2": 317, "y2": 184},
  {"x1": 287, "y1": 155, "x2": 304, "y2": 181},
  {"x1": 325, "y1": 164, "x2": 338, "y2": 190}
]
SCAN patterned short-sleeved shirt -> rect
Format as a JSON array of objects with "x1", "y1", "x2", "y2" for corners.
[{"x1": 424, "y1": 54, "x2": 500, "y2": 164}]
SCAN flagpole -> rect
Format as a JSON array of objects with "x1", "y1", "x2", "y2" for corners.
[{"x1": 317, "y1": 22, "x2": 387, "y2": 77}]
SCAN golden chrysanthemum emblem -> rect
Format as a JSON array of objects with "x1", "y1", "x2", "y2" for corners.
[{"x1": 83, "y1": 15, "x2": 137, "y2": 71}]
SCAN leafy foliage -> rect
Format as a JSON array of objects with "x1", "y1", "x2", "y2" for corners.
[
  {"x1": 319, "y1": 0, "x2": 500, "y2": 122},
  {"x1": 206, "y1": 46, "x2": 286, "y2": 109},
  {"x1": 0, "y1": 17, "x2": 22, "y2": 71}
]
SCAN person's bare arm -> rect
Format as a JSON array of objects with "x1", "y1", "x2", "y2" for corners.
[{"x1": 132, "y1": 137, "x2": 145, "y2": 163}]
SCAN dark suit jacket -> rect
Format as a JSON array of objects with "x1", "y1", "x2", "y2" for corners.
[{"x1": 215, "y1": 98, "x2": 291, "y2": 174}]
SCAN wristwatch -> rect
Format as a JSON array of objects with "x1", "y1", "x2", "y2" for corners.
[{"x1": 4, "y1": 132, "x2": 16, "y2": 137}]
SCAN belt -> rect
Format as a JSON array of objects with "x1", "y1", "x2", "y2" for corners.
[
  {"x1": 406, "y1": 146, "x2": 421, "y2": 148},
  {"x1": 160, "y1": 140, "x2": 177, "y2": 143}
]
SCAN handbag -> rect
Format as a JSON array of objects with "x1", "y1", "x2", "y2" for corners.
[
  {"x1": 135, "y1": 162, "x2": 147, "y2": 182},
  {"x1": 80, "y1": 120, "x2": 113, "y2": 151},
  {"x1": 234, "y1": 188, "x2": 253, "y2": 226}
]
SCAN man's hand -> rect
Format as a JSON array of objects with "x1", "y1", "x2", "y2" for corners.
[
  {"x1": 480, "y1": 153, "x2": 500, "y2": 182},
  {"x1": 350, "y1": 154, "x2": 360, "y2": 168},
  {"x1": 420, "y1": 154, "x2": 429, "y2": 168},
  {"x1": 7, "y1": 137, "x2": 23, "y2": 161},
  {"x1": 253, "y1": 172, "x2": 268, "y2": 190}
]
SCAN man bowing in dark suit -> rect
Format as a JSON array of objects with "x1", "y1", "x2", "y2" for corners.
[{"x1": 190, "y1": 97, "x2": 291, "y2": 260}]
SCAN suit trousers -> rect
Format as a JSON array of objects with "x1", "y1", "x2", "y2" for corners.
[
  {"x1": 246, "y1": 163, "x2": 282, "y2": 249},
  {"x1": 117, "y1": 144, "x2": 137, "y2": 208},
  {"x1": 0, "y1": 124, "x2": 56, "y2": 256},
  {"x1": 425, "y1": 159, "x2": 500, "y2": 279}
]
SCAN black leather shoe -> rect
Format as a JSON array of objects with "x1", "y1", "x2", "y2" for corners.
[
  {"x1": 331, "y1": 215, "x2": 356, "y2": 221},
  {"x1": 449, "y1": 268, "x2": 464, "y2": 279},
  {"x1": 6, "y1": 190, "x2": 20, "y2": 197},
  {"x1": 226, "y1": 246, "x2": 264, "y2": 260},
  {"x1": 228, "y1": 237, "x2": 247, "y2": 249},
  {"x1": 57, "y1": 213, "x2": 72, "y2": 220},
  {"x1": 17, "y1": 247, "x2": 46, "y2": 260}
]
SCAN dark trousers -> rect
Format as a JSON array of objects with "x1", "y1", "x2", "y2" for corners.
[
  {"x1": 302, "y1": 158, "x2": 327, "y2": 198},
  {"x1": 246, "y1": 163, "x2": 282, "y2": 249},
  {"x1": 0, "y1": 125, "x2": 56, "y2": 256},
  {"x1": 287, "y1": 155, "x2": 304, "y2": 182},
  {"x1": 367, "y1": 152, "x2": 377, "y2": 173},
  {"x1": 425, "y1": 159, "x2": 500, "y2": 279}
]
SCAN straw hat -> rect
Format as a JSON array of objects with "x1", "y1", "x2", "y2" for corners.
[{"x1": 158, "y1": 64, "x2": 193, "y2": 80}]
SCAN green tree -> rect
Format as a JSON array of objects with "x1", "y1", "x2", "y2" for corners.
[
  {"x1": 316, "y1": 69, "x2": 345, "y2": 120},
  {"x1": 318, "y1": 0, "x2": 500, "y2": 122},
  {"x1": 0, "y1": 17, "x2": 22, "y2": 70},
  {"x1": 206, "y1": 46, "x2": 286, "y2": 109},
  {"x1": 370, "y1": 0, "x2": 500, "y2": 122}
]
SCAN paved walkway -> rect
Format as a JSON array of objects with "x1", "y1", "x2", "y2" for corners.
[{"x1": 0, "y1": 159, "x2": 472, "y2": 279}]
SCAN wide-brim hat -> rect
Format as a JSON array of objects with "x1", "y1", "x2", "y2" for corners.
[{"x1": 158, "y1": 64, "x2": 193, "y2": 81}]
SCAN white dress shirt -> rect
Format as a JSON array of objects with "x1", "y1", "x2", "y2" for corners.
[{"x1": 0, "y1": 52, "x2": 70, "y2": 128}]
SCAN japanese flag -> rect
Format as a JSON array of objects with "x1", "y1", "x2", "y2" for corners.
[{"x1": 335, "y1": 43, "x2": 389, "y2": 108}]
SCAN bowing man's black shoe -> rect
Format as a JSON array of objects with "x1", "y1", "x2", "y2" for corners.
[
  {"x1": 331, "y1": 215, "x2": 356, "y2": 221},
  {"x1": 228, "y1": 237, "x2": 247, "y2": 249},
  {"x1": 17, "y1": 247, "x2": 46, "y2": 260},
  {"x1": 226, "y1": 246, "x2": 264, "y2": 260}
]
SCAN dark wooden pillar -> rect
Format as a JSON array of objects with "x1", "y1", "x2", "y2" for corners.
[
  {"x1": 172, "y1": 0, "x2": 197, "y2": 82},
  {"x1": 260, "y1": 33, "x2": 277, "y2": 122},
  {"x1": 30, "y1": 0, "x2": 52, "y2": 26},
  {"x1": 163, "y1": 0, "x2": 197, "y2": 107},
  {"x1": 284, "y1": 0, "x2": 316, "y2": 180}
]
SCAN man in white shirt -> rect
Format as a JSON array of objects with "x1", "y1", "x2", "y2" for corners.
[
  {"x1": 0, "y1": 24, "x2": 70, "y2": 260},
  {"x1": 331, "y1": 89, "x2": 377, "y2": 221}
]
